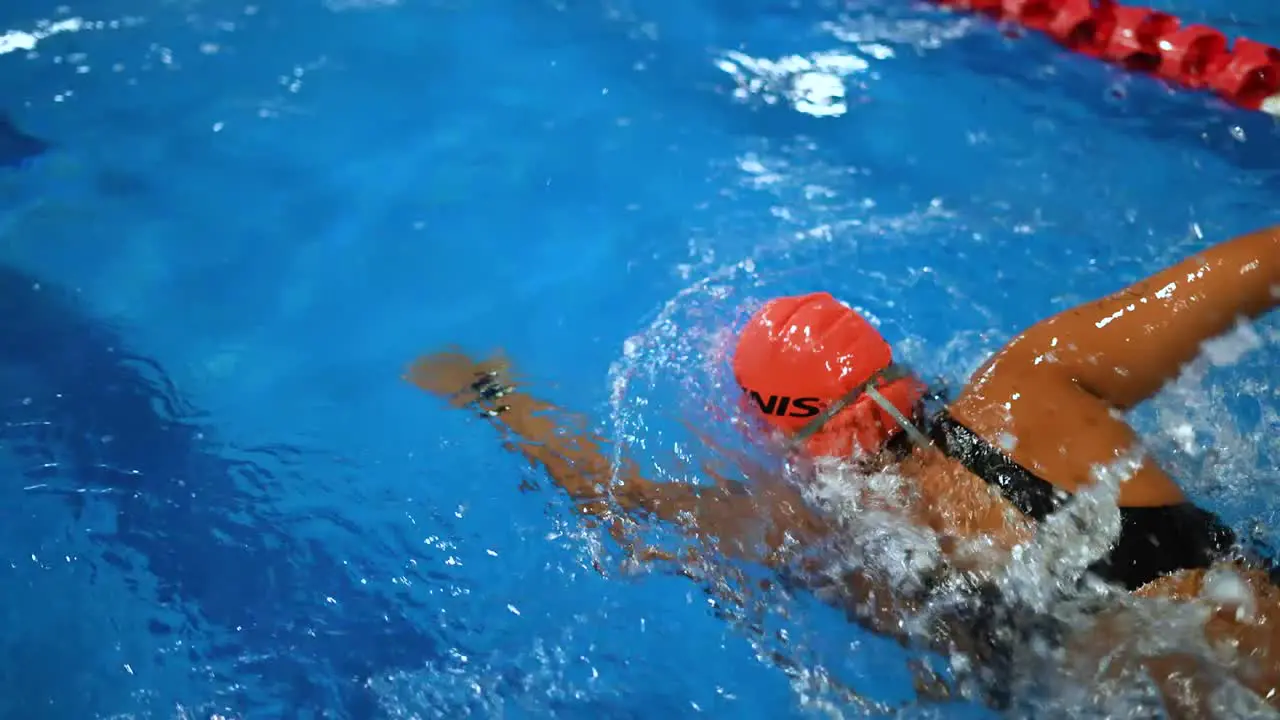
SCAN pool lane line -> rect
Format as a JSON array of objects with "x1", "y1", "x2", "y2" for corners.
[{"x1": 928, "y1": 0, "x2": 1280, "y2": 117}]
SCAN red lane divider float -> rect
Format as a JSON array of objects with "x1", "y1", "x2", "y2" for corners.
[{"x1": 931, "y1": 0, "x2": 1280, "y2": 116}]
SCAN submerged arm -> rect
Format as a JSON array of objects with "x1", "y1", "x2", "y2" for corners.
[
  {"x1": 404, "y1": 350, "x2": 829, "y2": 568},
  {"x1": 405, "y1": 350, "x2": 956, "y2": 674}
]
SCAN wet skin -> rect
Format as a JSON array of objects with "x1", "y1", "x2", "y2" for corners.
[{"x1": 408, "y1": 226, "x2": 1280, "y2": 716}]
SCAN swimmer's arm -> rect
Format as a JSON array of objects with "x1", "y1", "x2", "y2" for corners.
[
  {"x1": 953, "y1": 225, "x2": 1280, "y2": 505},
  {"x1": 405, "y1": 351, "x2": 922, "y2": 646},
  {"x1": 1014, "y1": 224, "x2": 1280, "y2": 409},
  {"x1": 404, "y1": 350, "x2": 830, "y2": 567},
  {"x1": 1067, "y1": 607, "x2": 1227, "y2": 719},
  {"x1": 488, "y1": 397, "x2": 923, "y2": 643},
  {"x1": 482, "y1": 393, "x2": 932, "y2": 673}
]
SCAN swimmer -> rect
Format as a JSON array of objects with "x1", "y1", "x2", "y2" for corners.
[{"x1": 407, "y1": 225, "x2": 1280, "y2": 716}]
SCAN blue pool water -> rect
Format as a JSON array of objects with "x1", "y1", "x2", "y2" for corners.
[{"x1": 1, "y1": 0, "x2": 1279, "y2": 717}]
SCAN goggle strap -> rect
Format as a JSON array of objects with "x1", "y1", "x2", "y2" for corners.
[
  {"x1": 789, "y1": 362, "x2": 937, "y2": 453},
  {"x1": 790, "y1": 363, "x2": 905, "y2": 443},
  {"x1": 864, "y1": 384, "x2": 936, "y2": 451},
  {"x1": 790, "y1": 387, "x2": 860, "y2": 444}
]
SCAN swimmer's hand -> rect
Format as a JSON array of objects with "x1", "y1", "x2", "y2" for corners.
[{"x1": 403, "y1": 348, "x2": 515, "y2": 409}]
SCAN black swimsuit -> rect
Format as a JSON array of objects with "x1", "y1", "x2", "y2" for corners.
[
  {"x1": 928, "y1": 411, "x2": 1241, "y2": 591},
  {"x1": 878, "y1": 407, "x2": 1265, "y2": 707}
]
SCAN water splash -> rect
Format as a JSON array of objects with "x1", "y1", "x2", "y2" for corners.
[{"x1": 600, "y1": 185, "x2": 1280, "y2": 715}]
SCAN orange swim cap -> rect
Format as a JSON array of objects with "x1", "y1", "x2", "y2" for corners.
[{"x1": 731, "y1": 292, "x2": 925, "y2": 459}]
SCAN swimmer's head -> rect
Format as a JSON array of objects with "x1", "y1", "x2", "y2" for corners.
[{"x1": 731, "y1": 292, "x2": 926, "y2": 460}]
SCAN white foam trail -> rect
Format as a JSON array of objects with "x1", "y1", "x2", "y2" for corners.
[
  {"x1": 715, "y1": 49, "x2": 870, "y2": 117},
  {"x1": 0, "y1": 18, "x2": 85, "y2": 56},
  {"x1": 1201, "y1": 319, "x2": 1265, "y2": 368}
]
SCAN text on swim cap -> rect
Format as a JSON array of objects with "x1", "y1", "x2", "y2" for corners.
[{"x1": 742, "y1": 388, "x2": 822, "y2": 418}]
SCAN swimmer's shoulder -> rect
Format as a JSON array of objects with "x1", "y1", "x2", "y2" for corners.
[{"x1": 942, "y1": 354, "x2": 1188, "y2": 508}]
